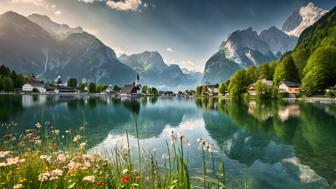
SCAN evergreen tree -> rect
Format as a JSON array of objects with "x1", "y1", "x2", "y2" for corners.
[
  {"x1": 196, "y1": 86, "x2": 202, "y2": 96},
  {"x1": 2, "y1": 77, "x2": 13, "y2": 91},
  {"x1": 228, "y1": 70, "x2": 248, "y2": 96},
  {"x1": 273, "y1": 56, "x2": 299, "y2": 85},
  {"x1": 67, "y1": 78, "x2": 78, "y2": 88},
  {"x1": 302, "y1": 46, "x2": 336, "y2": 95},
  {"x1": 218, "y1": 83, "x2": 226, "y2": 95},
  {"x1": 113, "y1": 85, "x2": 121, "y2": 92},
  {"x1": 88, "y1": 82, "x2": 96, "y2": 93}
]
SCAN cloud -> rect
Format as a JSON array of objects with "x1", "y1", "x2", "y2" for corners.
[
  {"x1": 164, "y1": 58, "x2": 204, "y2": 73},
  {"x1": 78, "y1": 0, "x2": 97, "y2": 3},
  {"x1": 78, "y1": 0, "x2": 142, "y2": 11},
  {"x1": 106, "y1": 0, "x2": 142, "y2": 11},
  {"x1": 166, "y1": 47, "x2": 173, "y2": 53},
  {"x1": 112, "y1": 47, "x2": 129, "y2": 57},
  {"x1": 54, "y1": 10, "x2": 62, "y2": 16},
  {"x1": 179, "y1": 60, "x2": 204, "y2": 73},
  {"x1": 11, "y1": 0, "x2": 49, "y2": 8}
]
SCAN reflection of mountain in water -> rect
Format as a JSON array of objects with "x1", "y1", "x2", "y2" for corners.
[{"x1": 197, "y1": 98, "x2": 336, "y2": 187}]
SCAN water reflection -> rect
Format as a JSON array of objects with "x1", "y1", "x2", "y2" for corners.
[{"x1": 0, "y1": 95, "x2": 335, "y2": 188}]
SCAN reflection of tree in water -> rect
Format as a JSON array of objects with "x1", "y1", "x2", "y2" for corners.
[
  {"x1": 292, "y1": 103, "x2": 336, "y2": 185},
  {"x1": 197, "y1": 97, "x2": 336, "y2": 186},
  {"x1": 0, "y1": 95, "x2": 24, "y2": 122}
]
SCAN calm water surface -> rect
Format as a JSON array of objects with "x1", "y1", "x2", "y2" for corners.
[{"x1": 1, "y1": 94, "x2": 336, "y2": 189}]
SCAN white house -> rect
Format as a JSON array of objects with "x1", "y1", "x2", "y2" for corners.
[
  {"x1": 22, "y1": 81, "x2": 46, "y2": 93},
  {"x1": 278, "y1": 81, "x2": 300, "y2": 94},
  {"x1": 247, "y1": 79, "x2": 273, "y2": 96}
]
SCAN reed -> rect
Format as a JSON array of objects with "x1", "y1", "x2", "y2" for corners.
[{"x1": 0, "y1": 122, "x2": 248, "y2": 189}]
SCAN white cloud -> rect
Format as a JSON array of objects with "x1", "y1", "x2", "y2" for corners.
[
  {"x1": 166, "y1": 47, "x2": 173, "y2": 53},
  {"x1": 11, "y1": 0, "x2": 49, "y2": 8},
  {"x1": 112, "y1": 47, "x2": 129, "y2": 57},
  {"x1": 106, "y1": 0, "x2": 141, "y2": 11},
  {"x1": 54, "y1": 10, "x2": 62, "y2": 16},
  {"x1": 77, "y1": 0, "x2": 142, "y2": 11},
  {"x1": 179, "y1": 60, "x2": 204, "y2": 73},
  {"x1": 164, "y1": 58, "x2": 204, "y2": 73},
  {"x1": 78, "y1": 0, "x2": 97, "y2": 3}
]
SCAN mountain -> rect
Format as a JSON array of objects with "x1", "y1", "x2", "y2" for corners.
[
  {"x1": 119, "y1": 51, "x2": 168, "y2": 83},
  {"x1": 0, "y1": 11, "x2": 136, "y2": 85},
  {"x1": 282, "y1": 2, "x2": 327, "y2": 37},
  {"x1": 203, "y1": 27, "x2": 295, "y2": 83},
  {"x1": 260, "y1": 26, "x2": 298, "y2": 57},
  {"x1": 28, "y1": 14, "x2": 83, "y2": 40},
  {"x1": 119, "y1": 51, "x2": 201, "y2": 87}
]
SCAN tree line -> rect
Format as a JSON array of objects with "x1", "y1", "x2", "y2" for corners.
[{"x1": 0, "y1": 65, "x2": 27, "y2": 92}]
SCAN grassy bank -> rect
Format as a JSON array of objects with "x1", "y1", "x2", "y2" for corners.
[{"x1": 0, "y1": 122, "x2": 236, "y2": 189}]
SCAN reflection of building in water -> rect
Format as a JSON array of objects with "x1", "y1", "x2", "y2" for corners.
[
  {"x1": 247, "y1": 101, "x2": 273, "y2": 121},
  {"x1": 248, "y1": 101, "x2": 257, "y2": 114},
  {"x1": 278, "y1": 105, "x2": 300, "y2": 122},
  {"x1": 21, "y1": 95, "x2": 47, "y2": 107}
]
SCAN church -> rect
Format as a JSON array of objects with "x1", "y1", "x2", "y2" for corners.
[{"x1": 120, "y1": 74, "x2": 142, "y2": 96}]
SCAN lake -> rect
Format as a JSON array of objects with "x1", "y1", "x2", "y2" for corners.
[{"x1": 1, "y1": 94, "x2": 336, "y2": 189}]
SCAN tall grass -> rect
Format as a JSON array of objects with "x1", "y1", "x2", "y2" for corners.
[{"x1": 0, "y1": 122, "x2": 246, "y2": 189}]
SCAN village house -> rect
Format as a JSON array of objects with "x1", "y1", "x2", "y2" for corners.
[
  {"x1": 120, "y1": 75, "x2": 142, "y2": 96},
  {"x1": 200, "y1": 83, "x2": 219, "y2": 96},
  {"x1": 55, "y1": 86, "x2": 77, "y2": 94},
  {"x1": 22, "y1": 81, "x2": 46, "y2": 93},
  {"x1": 247, "y1": 79, "x2": 273, "y2": 96},
  {"x1": 278, "y1": 81, "x2": 300, "y2": 94}
]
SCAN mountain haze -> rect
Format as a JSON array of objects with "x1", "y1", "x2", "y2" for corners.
[
  {"x1": 28, "y1": 14, "x2": 83, "y2": 40},
  {"x1": 119, "y1": 51, "x2": 201, "y2": 87},
  {"x1": 0, "y1": 11, "x2": 136, "y2": 85}
]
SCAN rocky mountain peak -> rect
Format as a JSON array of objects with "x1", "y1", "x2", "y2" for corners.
[
  {"x1": 282, "y1": 2, "x2": 327, "y2": 37},
  {"x1": 28, "y1": 14, "x2": 83, "y2": 40}
]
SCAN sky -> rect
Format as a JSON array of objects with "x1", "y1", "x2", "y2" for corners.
[{"x1": 0, "y1": 0, "x2": 335, "y2": 73}]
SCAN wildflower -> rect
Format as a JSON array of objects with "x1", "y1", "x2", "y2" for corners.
[
  {"x1": 178, "y1": 132, "x2": 188, "y2": 144},
  {"x1": 65, "y1": 129, "x2": 71, "y2": 134},
  {"x1": 67, "y1": 161, "x2": 81, "y2": 171},
  {"x1": 51, "y1": 169, "x2": 63, "y2": 177},
  {"x1": 169, "y1": 130, "x2": 177, "y2": 143},
  {"x1": 0, "y1": 162, "x2": 7, "y2": 167},
  {"x1": 38, "y1": 172, "x2": 50, "y2": 182},
  {"x1": 52, "y1": 130, "x2": 60, "y2": 135},
  {"x1": 50, "y1": 169, "x2": 63, "y2": 180},
  {"x1": 0, "y1": 151, "x2": 11, "y2": 158},
  {"x1": 84, "y1": 161, "x2": 91, "y2": 168},
  {"x1": 57, "y1": 153, "x2": 67, "y2": 163},
  {"x1": 122, "y1": 169, "x2": 128, "y2": 174},
  {"x1": 40, "y1": 155, "x2": 48, "y2": 159},
  {"x1": 35, "y1": 122, "x2": 42, "y2": 129},
  {"x1": 121, "y1": 176, "x2": 130, "y2": 183},
  {"x1": 6, "y1": 157, "x2": 25, "y2": 166},
  {"x1": 35, "y1": 140, "x2": 41, "y2": 145},
  {"x1": 82, "y1": 175, "x2": 95, "y2": 182},
  {"x1": 80, "y1": 142, "x2": 87, "y2": 149},
  {"x1": 96, "y1": 181, "x2": 104, "y2": 187},
  {"x1": 73, "y1": 135, "x2": 81, "y2": 142},
  {"x1": 13, "y1": 184, "x2": 23, "y2": 189},
  {"x1": 131, "y1": 183, "x2": 139, "y2": 187},
  {"x1": 136, "y1": 175, "x2": 141, "y2": 180}
]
